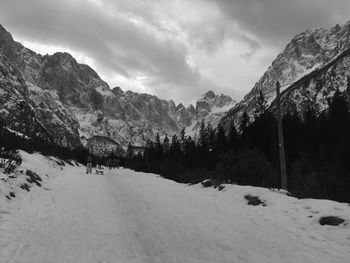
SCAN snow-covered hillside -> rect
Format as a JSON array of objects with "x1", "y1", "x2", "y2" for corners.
[
  {"x1": 186, "y1": 90, "x2": 236, "y2": 137},
  {"x1": 1, "y1": 151, "x2": 350, "y2": 262},
  {"x1": 221, "y1": 20, "x2": 350, "y2": 128},
  {"x1": 269, "y1": 48, "x2": 350, "y2": 114}
]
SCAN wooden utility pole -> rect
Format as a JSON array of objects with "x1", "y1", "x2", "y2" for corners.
[{"x1": 276, "y1": 81, "x2": 288, "y2": 190}]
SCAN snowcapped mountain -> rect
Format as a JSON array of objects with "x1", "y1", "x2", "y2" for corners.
[
  {"x1": 0, "y1": 24, "x2": 235, "y2": 148},
  {"x1": 221, "y1": 21, "x2": 350, "y2": 128},
  {"x1": 76, "y1": 88, "x2": 235, "y2": 146},
  {"x1": 186, "y1": 91, "x2": 236, "y2": 136},
  {"x1": 269, "y1": 47, "x2": 350, "y2": 114}
]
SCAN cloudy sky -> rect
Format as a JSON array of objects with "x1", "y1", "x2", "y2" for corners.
[{"x1": 0, "y1": 0, "x2": 349, "y2": 105}]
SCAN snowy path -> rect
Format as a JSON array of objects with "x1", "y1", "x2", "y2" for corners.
[{"x1": 1, "y1": 166, "x2": 350, "y2": 263}]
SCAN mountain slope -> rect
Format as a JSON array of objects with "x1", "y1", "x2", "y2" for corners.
[
  {"x1": 221, "y1": 21, "x2": 350, "y2": 128},
  {"x1": 269, "y1": 47, "x2": 350, "y2": 114},
  {"x1": 0, "y1": 24, "x2": 235, "y2": 148},
  {"x1": 0, "y1": 55, "x2": 81, "y2": 146}
]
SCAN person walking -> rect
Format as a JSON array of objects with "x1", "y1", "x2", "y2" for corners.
[
  {"x1": 106, "y1": 159, "x2": 112, "y2": 170},
  {"x1": 86, "y1": 156, "x2": 93, "y2": 174}
]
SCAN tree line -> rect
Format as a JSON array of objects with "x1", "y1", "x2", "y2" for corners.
[{"x1": 125, "y1": 90, "x2": 350, "y2": 203}]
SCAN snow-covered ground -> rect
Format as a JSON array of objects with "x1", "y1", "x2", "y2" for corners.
[{"x1": 1, "y1": 152, "x2": 350, "y2": 263}]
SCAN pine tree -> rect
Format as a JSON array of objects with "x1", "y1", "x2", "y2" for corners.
[
  {"x1": 254, "y1": 90, "x2": 267, "y2": 117},
  {"x1": 198, "y1": 120, "x2": 207, "y2": 148},
  {"x1": 205, "y1": 123, "x2": 215, "y2": 151},
  {"x1": 163, "y1": 134, "x2": 170, "y2": 156},
  {"x1": 170, "y1": 134, "x2": 181, "y2": 161},
  {"x1": 127, "y1": 142, "x2": 133, "y2": 159},
  {"x1": 240, "y1": 111, "x2": 249, "y2": 134},
  {"x1": 228, "y1": 122, "x2": 239, "y2": 151},
  {"x1": 179, "y1": 127, "x2": 186, "y2": 152},
  {"x1": 185, "y1": 136, "x2": 196, "y2": 167},
  {"x1": 155, "y1": 133, "x2": 163, "y2": 160},
  {"x1": 328, "y1": 89, "x2": 349, "y2": 125},
  {"x1": 215, "y1": 125, "x2": 227, "y2": 153}
]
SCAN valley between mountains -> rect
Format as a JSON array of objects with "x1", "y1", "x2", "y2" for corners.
[
  {"x1": 1, "y1": 8, "x2": 350, "y2": 263},
  {"x1": 2, "y1": 21, "x2": 350, "y2": 152}
]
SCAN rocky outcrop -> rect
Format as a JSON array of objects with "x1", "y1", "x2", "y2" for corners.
[{"x1": 0, "y1": 55, "x2": 80, "y2": 147}]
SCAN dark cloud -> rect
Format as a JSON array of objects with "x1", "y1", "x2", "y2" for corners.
[
  {"x1": 209, "y1": 0, "x2": 350, "y2": 48},
  {"x1": 0, "y1": 0, "x2": 348, "y2": 104},
  {"x1": 0, "y1": 0, "x2": 218, "y2": 103}
]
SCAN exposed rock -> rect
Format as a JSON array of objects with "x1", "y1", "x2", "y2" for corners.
[
  {"x1": 319, "y1": 216, "x2": 345, "y2": 226},
  {"x1": 244, "y1": 195, "x2": 266, "y2": 206},
  {"x1": 218, "y1": 185, "x2": 225, "y2": 191}
]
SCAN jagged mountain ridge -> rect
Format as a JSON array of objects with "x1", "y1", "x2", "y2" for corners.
[
  {"x1": 221, "y1": 20, "x2": 350, "y2": 128},
  {"x1": 186, "y1": 91, "x2": 236, "y2": 136},
  {"x1": 269, "y1": 47, "x2": 350, "y2": 114},
  {"x1": 0, "y1": 24, "x2": 235, "y2": 148},
  {"x1": 76, "y1": 87, "x2": 235, "y2": 146}
]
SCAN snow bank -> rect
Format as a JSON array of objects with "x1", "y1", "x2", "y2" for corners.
[
  {"x1": 0, "y1": 160, "x2": 349, "y2": 262},
  {"x1": 0, "y1": 150, "x2": 77, "y2": 211}
]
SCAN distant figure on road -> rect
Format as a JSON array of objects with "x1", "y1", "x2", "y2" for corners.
[
  {"x1": 86, "y1": 156, "x2": 92, "y2": 174},
  {"x1": 97, "y1": 158, "x2": 102, "y2": 170},
  {"x1": 106, "y1": 159, "x2": 112, "y2": 170},
  {"x1": 96, "y1": 157, "x2": 104, "y2": 175}
]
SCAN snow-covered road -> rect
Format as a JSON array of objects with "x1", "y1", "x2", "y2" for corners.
[{"x1": 1, "y1": 161, "x2": 350, "y2": 263}]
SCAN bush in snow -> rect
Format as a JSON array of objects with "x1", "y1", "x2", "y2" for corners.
[
  {"x1": 178, "y1": 168, "x2": 215, "y2": 184},
  {"x1": 201, "y1": 179, "x2": 213, "y2": 187},
  {"x1": 26, "y1": 170, "x2": 42, "y2": 187},
  {"x1": 159, "y1": 159, "x2": 187, "y2": 182},
  {"x1": 244, "y1": 195, "x2": 266, "y2": 206},
  {"x1": 319, "y1": 216, "x2": 345, "y2": 226},
  {"x1": 0, "y1": 147, "x2": 22, "y2": 174},
  {"x1": 215, "y1": 149, "x2": 278, "y2": 188},
  {"x1": 290, "y1": 156, "x2": 325, "y2": 199}
]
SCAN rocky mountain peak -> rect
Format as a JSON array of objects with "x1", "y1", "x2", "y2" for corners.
[
  {"x1": 176, "y1": 103, "x2": 185, "y2": 111},
  {"x1": 52, "y1": 51, "x2": 74, "y2": 59},
  {"x1": 221, "y1": 20, "x2": 350, "y2": 128},
  {"x1": 168, "y1": 100, "x2": 176, "y2": 110},
  {"x1": 201, "y1": 90, "x2": 216, "y2": 100},
  {"x1": 112, "y1": 86, "x2": 123, "y2": 96},
  {"x1": 196, "y1": 90, "x2": 234, "y2": 114},
  {"x1": 187, "y1": 104, "x2": 195, "y2": 112},
  {"x1": 0, "y1": 24, "x2": 13, "y2": 42}
]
